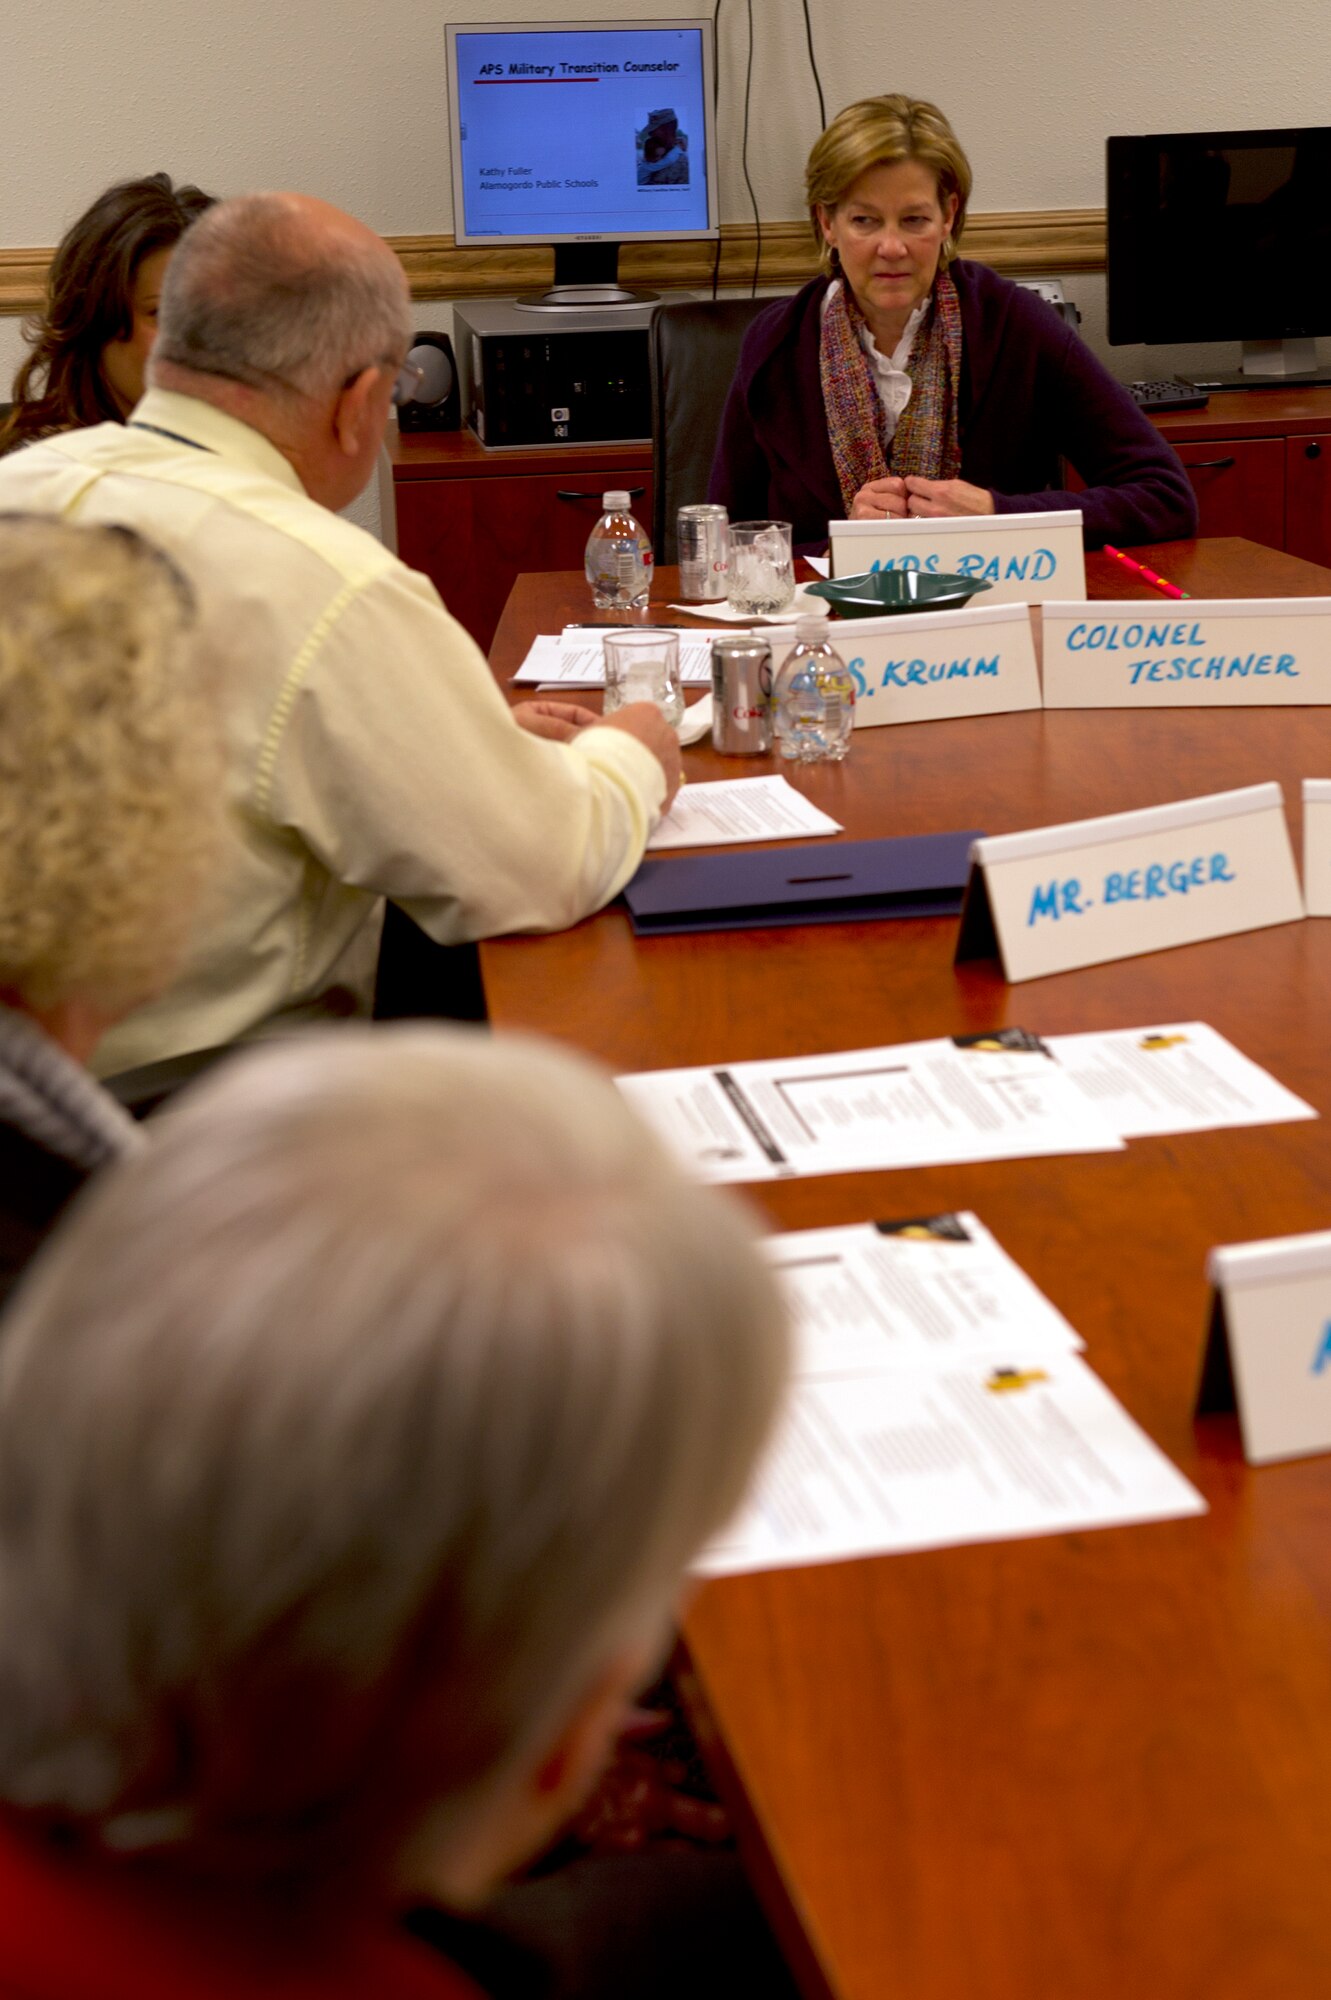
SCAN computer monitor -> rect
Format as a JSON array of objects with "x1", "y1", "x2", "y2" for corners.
[
  {"x1": 1107, "y1": 126, "x2": 1331, "y2": 386},
  {"x1": 445, "y1": 17, "x2": 718, "y2": 311}
]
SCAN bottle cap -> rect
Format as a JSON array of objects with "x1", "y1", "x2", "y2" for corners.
[
  {"x1": 794, "y1": 614, "x2": 831, "y2": 642},
  {"x1": 603, "y1": 490, "x2": 631, "y2": 509}
]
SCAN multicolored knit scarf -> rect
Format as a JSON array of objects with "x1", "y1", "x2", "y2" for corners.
[{"x1": 819, "y1": 267, "x2": 963, "y2": 515}]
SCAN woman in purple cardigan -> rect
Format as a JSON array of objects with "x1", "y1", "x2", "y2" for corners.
[{"x1": 709, "y1": 95, "x2": 1197, "y2": 552}]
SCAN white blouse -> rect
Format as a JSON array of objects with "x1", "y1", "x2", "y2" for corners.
[{"x1": 821, "y1": 280, "x2": 930, "y2": 442}]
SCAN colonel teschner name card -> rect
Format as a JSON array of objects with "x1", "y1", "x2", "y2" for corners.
[
  {"x1": 1042, "y1": 598, "x2": 1331, "y2": 708},
  {"x1": 954, "y1": 781, "x2": 1304, "y2": 982}
]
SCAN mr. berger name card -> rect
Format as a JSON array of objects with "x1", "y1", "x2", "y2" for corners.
[
  {"x1": 1042, "y1": 598, "x2": 1331, "y2": 708},
  {"x1": 1200, "y1": 1232, "x2": 1331, "y2": 1465},
  {"x1": 954, "y1": 782, "x2": 1304, "y2": 982},
  {"x1": 843, "y1": 602, "x2": 1041, "y2": 728},
  {"x1": 828, "y1": 510, "x2": 1086, "y2": 608},
  {"x1": 1303, "y1": 778, "x2": 1331, "y2": 915}
]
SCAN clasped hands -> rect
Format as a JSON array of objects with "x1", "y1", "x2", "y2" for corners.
[{"x1": 850, "y1": 473, "x2": 995, "y2": 521}]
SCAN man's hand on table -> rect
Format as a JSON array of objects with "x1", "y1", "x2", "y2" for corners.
[
  {"x1": 513, "y1": 699, "x2": 602, "y2": 742},
  {"x1": 594, "y1": 701, "x2": 683, "y2": 810},
  {"x1": 513, "y1": 697, "x2": 682, "y2": 809}
]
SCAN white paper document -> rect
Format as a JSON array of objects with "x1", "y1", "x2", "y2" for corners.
[
  {"x1": 646, "y1": 776, "x2": 843, "y2": 851},
  {"x1": 697, "y1": 1349, "x2": 1205, "y2": 1575},
  {"x1": 513, "y1": 628, "x2": 727, "y2": 686},
  {"x1": 766, "y1": 1214, "x2": 1083, "y2": 1376},
  {"x1": 1046, "y1": 1021, "x2": 1316, "y2": 1139},
  {"x1": 616, "y1": 1033, "x2": 1124, "y2": 1183}
]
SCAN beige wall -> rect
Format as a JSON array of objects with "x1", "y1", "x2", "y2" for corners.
[
  {"x1": 4, "y1": 0, "x2": 1330, "y2": 526},
  {"x1": 6, "y1": 0, "x2": 1331, "y2": 240}
]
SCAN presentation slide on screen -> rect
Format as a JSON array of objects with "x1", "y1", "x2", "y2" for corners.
[{"x1": 453, "y1": 27, "x2": 710, "y2": 238}]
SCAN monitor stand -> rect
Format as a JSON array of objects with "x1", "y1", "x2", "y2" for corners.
[
  {"x1": 515, "y1": 243, "x2": 658, "y2": 314},
  {"x1": 1188, "y1": 337, "x2": 1331, "y2": 393}
]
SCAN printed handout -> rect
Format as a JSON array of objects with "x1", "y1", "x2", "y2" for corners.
[
  {"x1": 698, "y1": 1347, "x2": 1206, "y2": 1575},
  {"x1": 1046, "y1": 1021, "x2": 1316, "y2": 1138},
  {"x1": 646, "y1": 776, "x2": 842, "y2": 850},
  {"x1": 616, "y1": 1033, "x2": 1124, "y2": 1184},
  {"x1": 766, "y1": 1214, "x2": 1083, "y2": 1377}
]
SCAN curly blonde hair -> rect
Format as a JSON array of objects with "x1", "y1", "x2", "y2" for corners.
[{"x1": 0, "y1": 516, "x2": 221, "y2": 1014}]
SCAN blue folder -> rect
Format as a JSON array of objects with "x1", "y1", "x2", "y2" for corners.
[{"x1": 622, "y1": 830, "x2": 982, "y2": 936}]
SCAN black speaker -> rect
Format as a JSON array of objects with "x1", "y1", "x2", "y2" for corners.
[{"x1": 397, "y1": 331, "x2": 461, "y2": 432}]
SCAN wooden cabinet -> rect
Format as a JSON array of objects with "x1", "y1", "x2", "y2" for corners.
[
  {"x1": 1156, "y1": 388, "x2": 1331, "y2": 567},
  {"x1": 1284, "y1": 431, "x2": 1331, "y2": 566},
  {"x1": 388, "y1": 429, "x2": 652, "y2": 653}
]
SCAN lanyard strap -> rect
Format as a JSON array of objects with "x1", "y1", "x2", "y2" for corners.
[{"x1": 127, "y1": 420, "x2": 213, "y2": 452}]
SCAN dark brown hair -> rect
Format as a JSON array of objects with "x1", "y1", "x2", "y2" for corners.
[{"x1": 0, "y1": 173, "x2": 214, "y2": 455}]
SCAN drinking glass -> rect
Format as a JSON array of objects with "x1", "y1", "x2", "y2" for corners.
[
  {"x1": 727, "y1": 520, "x2": 796, "y2": 616},
  {"x1": 602, "y1": 629, "x2": 684, "y2": 728}
]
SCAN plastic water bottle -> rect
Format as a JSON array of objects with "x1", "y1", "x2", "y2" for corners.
[
  {"x1": 772, "y1": 615, "x2": 856, "y2": 762},
  {"x1": 585, "y1": 491, "x2": 653, "y2": 610}
]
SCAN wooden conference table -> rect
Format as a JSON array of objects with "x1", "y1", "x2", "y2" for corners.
[{"x1": 483, "y1": 541, "x2": 1331, "y2": 2000}]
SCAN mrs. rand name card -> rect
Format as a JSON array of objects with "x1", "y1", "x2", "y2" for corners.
[
  {"x1": 1201, "y1": 1231, "x2": 1331, "y2": 1465},
  {"x1": 828, "y1": 509, "x2": 1086, "y2": 608},
  {"x1": 955, "y1": 782, "x2": 1305, "y2": 982},
  {"x1": 1042, "y1": 598, "x2": 1331, "y2": 708},
  {"x1": 842, "y1": 601, "x2": 1041, "y2": 728}
]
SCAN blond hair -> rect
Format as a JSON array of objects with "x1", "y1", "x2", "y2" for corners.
[
  {"x1": 0, "y1": 516, "x2": 221, "y2": 1013},
  {"x1": 805, "y1": 95, "x2": 973, "y2": 275},
  {"x1": 0, "y1": 1026, "x2": 789, "y2": 1887}
]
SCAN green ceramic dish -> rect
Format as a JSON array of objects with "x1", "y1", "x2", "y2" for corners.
[{"x1": 805, "y1": 569, "x2": 994, "y2": 618}]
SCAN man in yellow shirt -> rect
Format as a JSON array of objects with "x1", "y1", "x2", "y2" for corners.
[{"x1": 0, "y1": 192, "x2": 680, "y2": 1075}]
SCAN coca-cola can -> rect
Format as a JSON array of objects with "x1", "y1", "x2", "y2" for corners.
[
  {"x1": 711, "y1": 635, "x2": 772, "y2": 755},
  {"x1": 678, "y1": 503, "x2": 729, "y2": 600}
]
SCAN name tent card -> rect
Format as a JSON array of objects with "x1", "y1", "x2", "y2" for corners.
[
  {"x1": 841, "y1": 602, "x2": 1041, "y2": 728},
  {"x1": 954, "y1": 782, "x2": 1304, "y2": 983},
  {"x1": 1199, "y1": 1232, "x2": 1331, "y2": 1464},
  {"x1": 1302, "y1": 779, "x2": 1331, "y2": 915},
  {"x1": 829, "y1": 510, "x2": 1086, "y2": 608},
  {"x1": 1042, "y1": 598, "x2": 1331, "y2": 708}
]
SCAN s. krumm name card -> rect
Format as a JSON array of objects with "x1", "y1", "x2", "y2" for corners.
[
  {"x1": 829, "y1": 510, "x2": 1086, "y2": 608},
  {"x1": 843, "y1": 602, "x2": 1041, "y2": 728},
  {"x1": 1200, "y1": 1231, "x2": 1331, "y2": 1465},
  {"x1": 1042, "y1": 599, "x2": 1331, "y2": 708},
  {"x1": 955, "y1": 782, "x2": 1304, "y2": 982}
]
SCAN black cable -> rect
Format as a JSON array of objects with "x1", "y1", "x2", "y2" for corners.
[
  {"x1": 800, "y1": 0, "x2": 827, "y2": 129},
  {"x1": 710, "y1": 0, "x2": 723, "y2": 300},
  {"x1": 741, "y1": 0, "x2": 761, "y2": 296}
]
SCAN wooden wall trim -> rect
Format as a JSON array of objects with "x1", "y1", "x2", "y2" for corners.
[{"x1": 0, "y1": 208, "x2": 1106, "y2": 316}]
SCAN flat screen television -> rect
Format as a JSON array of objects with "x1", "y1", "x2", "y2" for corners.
[
  {"x1": 445, "y1": 17, "x2": 718, "y2": 311},
  {"x1": 1107, "y1": 125, "x2": 1331, "y2": 384}
]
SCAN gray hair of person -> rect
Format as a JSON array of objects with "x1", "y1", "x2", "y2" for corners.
[
  {"x1": 0, "y1": 1026, "x2": 789, "y2": 1888},
  {"x1": 0, "y1": 514, "x2": 221, "y2": 1013},
  {"x1": 151, "y1": 191, "x2": 413, "y2": 400}
]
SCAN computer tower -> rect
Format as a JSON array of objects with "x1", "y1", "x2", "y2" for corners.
[{"x1": 453, "y1": 296, "x2": 690, "y2": 449}]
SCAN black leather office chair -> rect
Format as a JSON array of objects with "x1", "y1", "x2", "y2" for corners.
[{"x1": 648, "y1": 298, "x2": 775, "y2": 563}]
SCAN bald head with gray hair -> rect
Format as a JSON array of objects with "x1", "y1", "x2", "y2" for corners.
[
  {"x1": 151, "y1": 190, "x2": 413, "y2": 402},
  {"x1": 0, "y1": 1027, "x2": 788, "y2": 1894}
]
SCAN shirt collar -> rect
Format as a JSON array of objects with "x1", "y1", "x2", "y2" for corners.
[{"x1": 128, "y1": 388, "x2": 306, "y2": 495}]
